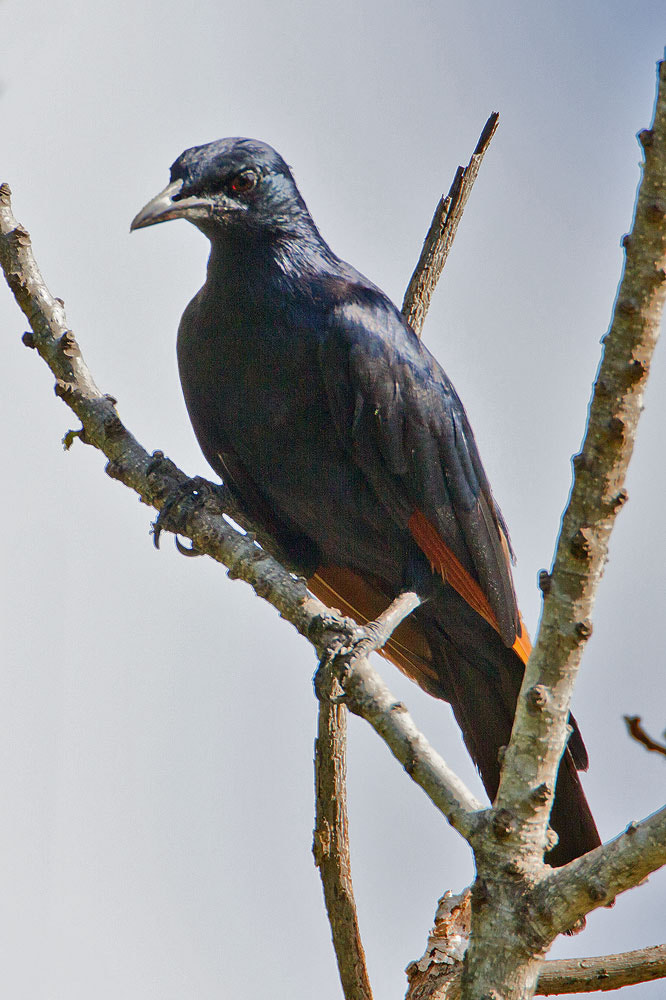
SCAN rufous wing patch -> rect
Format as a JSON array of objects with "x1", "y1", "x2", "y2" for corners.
[{"x1": 408, "y1": 510, "x2": 531, "y2": 666}]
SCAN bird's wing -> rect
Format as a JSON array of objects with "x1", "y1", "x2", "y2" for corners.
[{"x1": 318, "y1": 288, "x2": 522, "y2": 650}]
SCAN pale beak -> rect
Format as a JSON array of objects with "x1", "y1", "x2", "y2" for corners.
[{"x1": 130, "y1": 179, "x2": 213, "y2": 231}]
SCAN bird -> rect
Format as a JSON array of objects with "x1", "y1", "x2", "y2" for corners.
[{"x1": 131, "y1": 137, "x2": 600, "y2": 865}]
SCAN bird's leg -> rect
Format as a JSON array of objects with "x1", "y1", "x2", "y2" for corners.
[{"x1": 358, "y1": 590, "x2": 422, "y2": 655}]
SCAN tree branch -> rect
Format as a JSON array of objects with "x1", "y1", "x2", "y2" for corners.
[
  {"x1": 405, "y1": 890, "x2": 666, "y2": 999},
  {"x1": 624, "y1": 715, "x2": 666, "y2": 757},
  {"x1": 330, "y1": 652, "x2": 483, "y2": 838},
  {"x1": 314, "y1": 668, "x2": 373, "y2": 1000},
  {"x1": 460, "y1": 58, "x2": 666, "y2": 1000},
  {"x1": 406, "y1": 914, "x2": 666, "y2": 1000},
  {"x1": 405, "y1": 890, "x2": 471, "y2": 1000},
  {"x1": 2, "y1": 175, "x2": 486, "y2": 999},
  {"x1": 494, "y1": 56, "x2": 666, "y2": 870},
  {"x1": 402, "y1": 111, "x2": 499, "y2": 336},
  {"x1": 535, "y1": 803, "x2": 666, "y2": 933},
  {"x1": 537, "y1": 942, "x2": 666, "y2": 995}
]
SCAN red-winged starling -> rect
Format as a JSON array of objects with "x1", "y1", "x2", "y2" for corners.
[{"x1": 131, "y1": 137, "x2": 600, "y2": 865}]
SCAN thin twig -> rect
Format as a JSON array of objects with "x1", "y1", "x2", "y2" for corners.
[
  {"x1": 332, "y1": 653, "x2": 483, "y2": 837},
  {"x1": 624, "y1": 715, "x2": 666, "y2": 757},
  {"x1": 401, "y1": 112, "x2": 499, "y2": 336}
]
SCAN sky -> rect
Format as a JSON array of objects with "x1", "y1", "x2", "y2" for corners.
[{"x1": 1, "y1": 2, "x2": 665, "y2": 998}]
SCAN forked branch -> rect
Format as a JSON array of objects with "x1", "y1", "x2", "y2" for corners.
[
  {"x1": 460, "y1": 56, "x2": 666, "y2": 1000},
  {"x1": 402, "y1": 111, "x2": 499, "y2": 336}
]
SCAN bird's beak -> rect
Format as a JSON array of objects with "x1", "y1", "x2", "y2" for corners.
[{"x1": 130, "y1": 179, "x2": 212, "y2": 231}]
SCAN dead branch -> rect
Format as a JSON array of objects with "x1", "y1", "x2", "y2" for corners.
[
  {"x1": 624, "y1": 715, "x2": 666, "y2": 757},
  {"x1": 402, "y1": 112, "x2": 499, "y2": 336},
  {"x1": 538, "y1": 942, "x2": 666, "y2": 995},
  {"x1": 314, "y1": 669, "x2": 373, "y2": 1000}
]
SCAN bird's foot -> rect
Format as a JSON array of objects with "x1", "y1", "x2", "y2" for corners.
[
  {"x1": 355, "y1": 590, "x2": 422, "y2": 656},
  {"x1": 313, "y1": 591, "x2": 422, "y2": 702},
  {"x1": 151, "y1": 476, "x2": 222, "y2": 554},
  {"x1": 311, "y1": 615, "x2": 360, "y2": 703}
]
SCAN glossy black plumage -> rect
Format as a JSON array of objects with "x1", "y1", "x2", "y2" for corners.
[{"x1": 132, "y1": 137, "x2": 600, "y2": 864}]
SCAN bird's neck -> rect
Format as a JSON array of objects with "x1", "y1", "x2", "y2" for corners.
[{"x1": 205, "y1": 228, "x2": 340, "y2": 301}]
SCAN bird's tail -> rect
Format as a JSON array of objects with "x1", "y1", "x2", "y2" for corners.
[
  {"x1": 422, "y1": 616, "x2": 601, "y2": 865},
  {"x1": 309, "y1": 566, "x2": 600, "y2": 865}
]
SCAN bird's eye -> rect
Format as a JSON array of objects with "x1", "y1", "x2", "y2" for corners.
[{"x1": 229, "y1": 170, "x2": 258, "y2": 195}]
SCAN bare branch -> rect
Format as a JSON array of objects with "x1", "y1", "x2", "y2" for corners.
[
  {"x1": 330, "y1": 652, "x2": 482, "y2": 838},
  {"x1": 494, "y1": 57, "x2": 666, "y2": 865},
  {"x1": 314, "y1": 672, "x2": 373, "y2": 1000},
  {"x1": 313, "y1": 592, "x2": 422, "y2": 995},
  {"x1": 406, "y1": 893, "x2": 666, "y2": 999},
  {"x1": 401, "y1": 112, "x2": 499, "y2": 336},
  {"x1": 316, "y1": 112, "x2": 497, "y2": 986},
  {"x1": 624, "y1": 715, "x2": 666, "y2": 757},
  {"x1": 537, "y1": 942, "x2": 666, "y2": 995},
  {"x1": 535, "y1": 803, "x2": 666, "y2": 934}
]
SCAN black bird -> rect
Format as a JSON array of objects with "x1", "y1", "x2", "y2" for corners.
[{"x1": 131, "y1": 137, "x2": 600, "y2": 864}]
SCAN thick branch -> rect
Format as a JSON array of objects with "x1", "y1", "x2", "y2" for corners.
[
  {"x1": 535, "y1": 803, "x2": 666, "y2": 934},
  {"x1": 405, "y1": 890, "x2": 471, "y2": 1000},
  {"x1": 405, "y1": 889, "x2": 666, "y2": 1000},
  {"x1": 461, "y1": 58, "x2": 666, "y2": 1000},
  {"x1": 493, "y1": 57, "x2": 666, "y2": 869},
  {"x1": 406, "y1": 932, "x2": 666, "y2": 1000},
  {"x1": 402, "y1": 112, "x2": 499, "y2": 336},
  {"x1": 0, "y1": 181, "x2": 480, "y2": 840}
]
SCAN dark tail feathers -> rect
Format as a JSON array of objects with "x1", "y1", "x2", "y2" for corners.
[{"x1": 426, "y1": 615, "x2": 601, "y2": 866}]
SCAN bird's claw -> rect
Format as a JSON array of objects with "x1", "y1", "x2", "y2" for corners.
[
  {"x1": 356, "y1": 619, "x2": 384, "y2": 649},
  {"x1": 175, "y1": 535, "x2": 202, "y2": 557},
  {"x1": 152, "y1": 476, "x2": 217, "y2": 553}
]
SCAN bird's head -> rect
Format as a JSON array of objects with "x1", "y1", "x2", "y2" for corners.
[{"x1": 130, "y1": 137, "x2": 314, "y2": 242}]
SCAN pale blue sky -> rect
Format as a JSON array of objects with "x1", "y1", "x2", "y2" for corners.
[{"x1": 1, "y1": 3, "x2": 665, "y2": 998}]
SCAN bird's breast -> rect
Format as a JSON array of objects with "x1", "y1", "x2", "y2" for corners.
[
  {"x1": 178, "y1": 293, "x2": 336, "y2": 468},
  {"x1": 175, "y1": 284, "x2": 416, "y2": 586}
]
